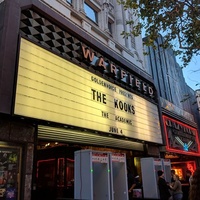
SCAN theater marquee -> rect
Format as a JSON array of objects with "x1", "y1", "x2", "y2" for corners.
[
  {"x1": 14, "y1": 38, "x2": 163, "y2": 144},
  {"x1": 163, "y1": 115, "x2": 200, "y2": 156}
]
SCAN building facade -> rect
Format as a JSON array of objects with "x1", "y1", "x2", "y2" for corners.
[
  {"x1": 0, "y1": 0, "x2": 167, "y2": 200},
  {"x1": 144, "y1": 35, "x2": 200, "y2": 199}
]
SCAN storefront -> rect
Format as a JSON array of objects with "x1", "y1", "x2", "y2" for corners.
[
  {"x1": 161, "y1": 114, "x2": 200, "y2": 199},
  {"x1": 162, "y1": 115, "x2": 200, "y2": 176},
  {"x1": 0, "y1": 0, "x2": 165, "y2": 199},
  {"x1": 15, "y1": 29, "x2": 162, "y2": 199}
]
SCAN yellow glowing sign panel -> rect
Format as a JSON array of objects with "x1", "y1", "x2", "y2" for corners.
[{"x1": 15, "y1": 38, "x2": 162, "y2": 143}]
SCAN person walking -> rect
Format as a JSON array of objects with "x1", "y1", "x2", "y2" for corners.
[
  {"x1": 186, "y1": 170, "x2": 193, "y2": 186},
  {"x1": 157, "y1": 170, "x2": 172, "y2": 200},
  {"x1": 127, "y1": 168, "x2": 136, "y2": 200},
  {"x1": 171, "y1": 170, "x2": 176, "y2": 183},
  {"x1": 170, "y1": 174, "x2": 183, "y2": 200},
  {"x1": 189, "y1": 168, "x2": 200, "y2": 200},
  {"x1": 185, "y1": 170, "x2": 193, "y2": 200}
]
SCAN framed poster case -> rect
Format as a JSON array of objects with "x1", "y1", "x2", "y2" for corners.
[{"x1": 0, "y1": 143, "x2": 21, "y2": 200}]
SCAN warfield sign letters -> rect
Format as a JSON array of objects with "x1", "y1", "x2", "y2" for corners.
[{"x1": 81, "y1": 45, "x2": 155, "y2": 99}]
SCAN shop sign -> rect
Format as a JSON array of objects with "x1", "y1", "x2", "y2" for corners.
[
  {"x1": 111, "y1": 153, "x2": 126, "y2": 163},
  {"x1": 14, "y1": 38, "x2": 163, "y2": 144},
  {"x1": 163, "y1": 115, "x2": 200, "y2": 156},
  {"x1": 92, "y1": 153, "x2": 109, "y2": 163}
]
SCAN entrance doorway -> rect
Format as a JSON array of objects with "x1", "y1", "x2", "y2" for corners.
[
  {"x1": 33, "y1": 140, "x2": 139, "y2": 200},
  {"x1": 34, "y1": 141, "x2": 80, "y2": 200}
]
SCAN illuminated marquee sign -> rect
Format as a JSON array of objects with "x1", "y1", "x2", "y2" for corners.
[
  {"x1": 81, "y1": 45, "x2": 155, "y2": 99},
  {"x1": 14, "y1": 38, "x2": 163, "y2": 144},
  {"x1": 163, "y1": 115, "x2": 200, "y2": 156}
]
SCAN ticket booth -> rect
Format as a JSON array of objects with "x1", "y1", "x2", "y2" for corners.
[
  {"x1": 74, "y1": 150, "x2": 111, "y2": 200},
  {"x1": 110, "y1": 153, "x2": 128, "y2": 200},
  {"x1": 141, "y1": 157, "x2": 163, "y2": 199},
  {"x1": 162, "y1": 159, "x2": 171, "y2": 183}
]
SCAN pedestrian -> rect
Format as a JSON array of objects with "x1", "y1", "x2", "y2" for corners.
[
  {"x1": 184, "y1": 170, "x2": 193, "y2": 200},
  {"x1": 133, "y1": 175, "x2": 142, "y2": 198},
  {"x1": 186, "y1": 170, "x2": 193, "y2": 186},
  {"x1": 171, "y1": 170, "x2": 176, "y2": 183},
  {"x1": 170, "y1": 174, "x2": 183, "y2": 200},
  {"x1": 157, "y1": 170, "x2": 172, "y2": 200},
  {"x1": 127, "y1": 168, "x2": 136, "y2": 200},
  {"x1": 189, "y1": 168, "x2": 200, "y2": 200}
]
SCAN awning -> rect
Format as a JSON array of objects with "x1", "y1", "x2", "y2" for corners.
[{"x1": 38, "y1": 125, "x2": 144, "y2": 151}]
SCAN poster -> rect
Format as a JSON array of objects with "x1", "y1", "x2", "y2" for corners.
[{"x1": 0, "y1": 147, "x2": 20, "y2": 200}]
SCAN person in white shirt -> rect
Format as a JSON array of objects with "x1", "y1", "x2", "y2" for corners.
[{"x1": 186, "y1": 170, "x2": 193, "y2": 186}]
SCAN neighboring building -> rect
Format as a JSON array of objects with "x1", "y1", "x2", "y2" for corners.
[
  {"x1": 0, "y1": 1, "x2": 165, "y2": 200},
  {"x1": 194, "y1": 89, "x2": 200, "y2": 144},
  {"x1": 144, "y1": 35, "x2": 200, "y2": 184}
]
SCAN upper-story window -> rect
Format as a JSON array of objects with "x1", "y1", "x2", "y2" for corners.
[
  {"x1": 66, "y1": 0, "x2": 72, "y2": 4},
  {"x1": 108, "y1": 21, "x2": 113, "y2": 34},
  {"x1": 84, "y1": 2, "x2": 98, "y2": 23}
]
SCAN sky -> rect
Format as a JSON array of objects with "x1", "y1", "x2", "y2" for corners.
[{"x1": 181, "y1": 55, "x2": 200, "y2": 91}]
